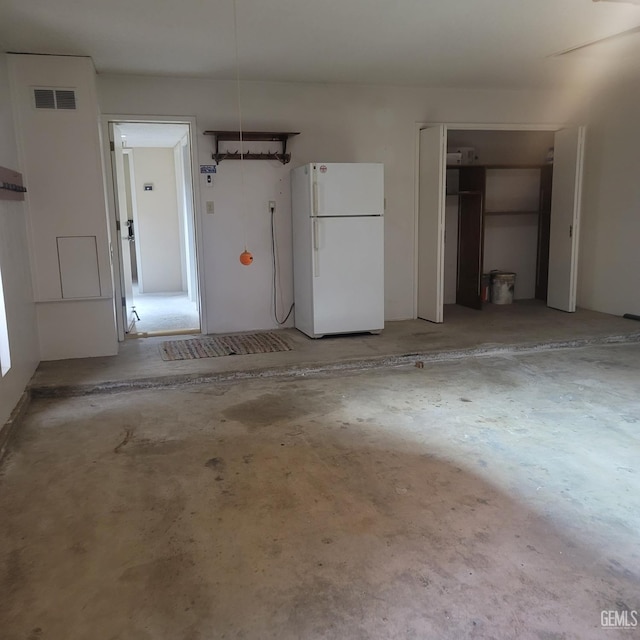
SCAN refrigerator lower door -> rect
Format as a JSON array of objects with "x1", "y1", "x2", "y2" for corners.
[{"x1": 311, "y1": 216, "x2": 384, "y2": 337}]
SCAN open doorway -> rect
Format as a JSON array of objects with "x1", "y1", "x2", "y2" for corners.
[
  {"x1": 416, "y1": 124, "x2": 585, "y2": 323},
  {"x1": 109, "y1": 121, "x2": 201, "y2": 337}
]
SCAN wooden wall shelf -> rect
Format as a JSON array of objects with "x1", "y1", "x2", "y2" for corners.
[
  {"x1": 0, "y1": 166, "x2": 26, "y2": 201},
  {"x1": 204, "y1": 131, "x2": 300, "y2": 165}
]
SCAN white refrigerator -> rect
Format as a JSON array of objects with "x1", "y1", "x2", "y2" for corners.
[{"x1": 291, "y1": 162, "x2": 384, "y2": 339}]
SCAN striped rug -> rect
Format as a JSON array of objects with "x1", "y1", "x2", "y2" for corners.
[{"x1": 159, "y1": 332, "x2": 293, "y2": 361}]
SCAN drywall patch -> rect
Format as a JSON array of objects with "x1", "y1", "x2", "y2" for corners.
[{"x1": 56, "y1": 236, "x2": 101, "y2": 298}]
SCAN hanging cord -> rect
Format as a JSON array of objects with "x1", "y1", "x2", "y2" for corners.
[
  {"x1": 271, "y1": 204, "x2": 294, "y2": 325},
  {"x1": 232, "y1": 0, "x2": 248, "y2": 251}
]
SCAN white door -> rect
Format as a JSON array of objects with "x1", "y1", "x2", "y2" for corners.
[
  {"x1": 547, "y1": 126, "x2": 585, "y2": 312},
  {"x1": 110, "y1": 124, "x2": 136, "y2": 333},
  {"x1": 417, "y1": 126, "x2": 446, "y2": 323},
  {"x1": 314, "y1": 163, "x2": 384, "y2": 216},
  {"x1": 312, "y1": 216, "x2": 384, "y2": 336},
  {"x1": 180, "y1": 137, "x2": 198, "y2": 305}
]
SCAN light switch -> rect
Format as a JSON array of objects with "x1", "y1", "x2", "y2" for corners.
[{"x1": 206, "y1": 201, "x2": 215, "y2": 215}]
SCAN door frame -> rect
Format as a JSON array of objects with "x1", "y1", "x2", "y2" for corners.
[
  {"x1": 121, "y1": 148, "x2": 143, "y2": 291},
  {"x1": 413, "y1": 121, "x2": 579, "y2": 320},
  {"x1": 101, "y1": 115, "x2": 207, "y2": 341},
  {"x1": 416, "y1": 126, "x2": 446, "y2": 323}
]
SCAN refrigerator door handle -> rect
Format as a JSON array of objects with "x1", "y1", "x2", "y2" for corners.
[
  {"x1": 312, "y1": 181, "x2": 319, "y2": 216},
  {"x1": 313, "y1": 218, "x2": 320, "y2": 277}
]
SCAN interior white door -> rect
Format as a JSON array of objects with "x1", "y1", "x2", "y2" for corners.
[
  {"x1": 110, "y1": 124, "x2": 136, "y2": 332},
  {"x1": 181, "y1": 137, "x2": 199, "y2": 306},
  {"x1": 417, "y1": 126, "x2": 446, "y2": 323},
  {"x1": 547, "y1": 126, "x2": 585, "y2": 312}
]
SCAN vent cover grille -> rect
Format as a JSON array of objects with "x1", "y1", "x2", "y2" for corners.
[
  {"x1": 34, "y1": 89, "x2": 56, "y2": 109},
  {"x1": 55, "y1": 90, "x2": 76, "y2": 110},
  {"x1": 33, "y1": 88, "x2": 77, "y2": 110}
]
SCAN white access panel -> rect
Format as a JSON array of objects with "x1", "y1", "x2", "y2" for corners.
[
  {"x1": 311, "y1": 216, "x2": 384, "y2": 336},
  {"x1": 547, "y1": 126, "x2": 585, "y2": 313},
  {"x1": 313, "y1": 163, "x2": 384, "y2": 216},
  {"x1": 57, "y1": 235, "x2": 101, "y2": 298}
]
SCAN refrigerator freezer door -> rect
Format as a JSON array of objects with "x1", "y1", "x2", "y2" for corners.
[
  {"x1": 311, "y1": 216, "x2": 384, "y2": 336},
  {"x1": 313, "y1": 163, "x2": 384, "y2": 216}
]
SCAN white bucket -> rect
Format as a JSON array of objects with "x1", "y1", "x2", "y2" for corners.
[{"x1": 491, "y1": 272, "x2": 516, "y2": 305}]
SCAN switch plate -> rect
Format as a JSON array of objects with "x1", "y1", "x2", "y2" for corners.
[{"x1": 206, "y1": 201, "x2": 214, "y2": 215}]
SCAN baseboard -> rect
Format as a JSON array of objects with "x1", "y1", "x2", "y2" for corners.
[{"x1": 0, "y1": 390, "x2": 31, "y2": 461}]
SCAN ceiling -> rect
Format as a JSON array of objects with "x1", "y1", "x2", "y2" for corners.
[{"x1": 1, "y1": 0, "x2": 640, "y2": 89}]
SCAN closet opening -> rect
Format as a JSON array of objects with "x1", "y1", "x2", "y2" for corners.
[
  {"x1": 417, "y1": 124, "x2": 585, "y2": 324},
  {"x1": 445, "y1": 130, "x2": 553, "y2": 312}
]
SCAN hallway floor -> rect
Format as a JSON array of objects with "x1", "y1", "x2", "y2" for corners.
[
  {"x1": 129, "y1": 284, "x2": 199, "y2": 335},
  {"x1": 1, "y1": 343, "x2": 639, "y2": 639}
]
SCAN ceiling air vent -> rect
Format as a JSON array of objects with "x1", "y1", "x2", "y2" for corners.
[{"x1": 33, "y1": 88, "x2": 77, "y2": 110}]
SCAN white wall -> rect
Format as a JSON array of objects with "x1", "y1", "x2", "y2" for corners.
[
  {"x1": 132, "y1": 147, "x2": 184, "y2": 293},
  {"x1": 97, "y1": 75, "x2": 581, "y2": 332},
  {"x1": 483, "y1": 214, "x2": 539, "y2": 300},
  {"x1": 482, "y1": 168, "x2": 541, "y2": 300},
  {"x1": 9, "y1": 54, "x2": 117, "y2": 360},
  {"x1": 579, "y1": 80, "x2": 640, "y2": 317},
  {"x1": 0, "y1": 54, "x2": 39, "y2": 425},
  {"x1": 204, "y1": 160, "x2": 292, "y2": 332}
]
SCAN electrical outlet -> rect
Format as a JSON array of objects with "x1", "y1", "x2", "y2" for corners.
[
  {"x1": 206, "y1": 201, "x2": 214, "y2": 215},
  {"x1": 269, "y1": 200, "x2": 276, "y2": 213}
]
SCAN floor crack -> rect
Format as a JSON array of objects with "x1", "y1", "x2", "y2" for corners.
[{"x1": 114, "y1": 428, "x2": 133, "y2": 453}]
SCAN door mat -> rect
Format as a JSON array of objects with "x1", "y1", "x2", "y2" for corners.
[{"x1": 159, "y1": 332, "x2": 293, "y2": 361}]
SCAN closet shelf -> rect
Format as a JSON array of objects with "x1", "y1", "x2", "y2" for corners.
[
  {"x1": 484, "y1": 210, "x2": 539, "y2": 216},
  {"x1": 447, "y1": 163, "x2": 549, "y2": 170},
  {"x1": 204, "y1": 130, "x2": 300, "y2": 165}
]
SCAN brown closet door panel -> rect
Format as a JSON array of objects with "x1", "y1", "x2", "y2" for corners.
[
  {"x1": 456, "y1": 192, "x2": 483, "y2": 310},
  {"x1": 536, "y1": 165, "x2": 553, "y2": 301}
]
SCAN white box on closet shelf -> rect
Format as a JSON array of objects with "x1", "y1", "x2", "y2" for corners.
[{"x1": 453, "y1": 147, "x2": 475, "y2": 164}]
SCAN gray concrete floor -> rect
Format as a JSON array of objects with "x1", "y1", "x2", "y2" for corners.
[
  {"x1": 30, "y1": 302, "x2": 640, "y2": 395},
  {"x1": 2, "y1": 343, "x2": 639, "y2": 639}
]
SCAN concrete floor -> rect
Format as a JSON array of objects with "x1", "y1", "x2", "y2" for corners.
[
  {"x1": 31, "y1": 302, "x2": 640, "y2": 396},
  {"x1": 2, "y1": 343, "x2": 639, "y2": 639}
]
